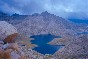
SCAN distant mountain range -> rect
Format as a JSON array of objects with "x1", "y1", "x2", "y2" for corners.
[{"x1": 0, "y1": 11, "x2": 88, "y2": 37}]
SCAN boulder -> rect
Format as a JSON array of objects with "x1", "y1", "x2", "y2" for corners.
[{"x1": 0, "y1": 21, "x2": 18, "y2": 43}]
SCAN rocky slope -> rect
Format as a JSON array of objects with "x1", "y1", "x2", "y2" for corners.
[
  {"x1": 0, "y1": 21, "x2": 61, "y2": 59},
  {"x1": 0, "y1": 11, "x2": 88, "y2": 59},
  {"x1": 0, "y1": 11, "x2": 88, "y2": 37},
  {"x1": 12, "y1": 11, "x2": 79, "y2": 37}
]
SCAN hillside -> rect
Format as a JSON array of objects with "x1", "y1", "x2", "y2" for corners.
[{"x1": 0, "y1": 11, "x2": 88, "y2": 59}]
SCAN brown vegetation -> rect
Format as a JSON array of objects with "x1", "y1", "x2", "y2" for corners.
[{"x1": 4, "y1": 33, "x2": 19, "y2": 43}]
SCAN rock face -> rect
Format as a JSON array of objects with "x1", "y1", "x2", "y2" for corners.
[
  {"x1": 0, "y1": 11, "x2": 87, "y2": 37},
  {"x1": 13, "y1": 11, "x2": 78, "y2": 37},
  {"x1": 0, "y1": 21, "x2": 18, "y2": 43}
]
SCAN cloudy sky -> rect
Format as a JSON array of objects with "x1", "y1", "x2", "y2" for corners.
[{"x1": 0, "y1": 0, "x2": 88, "y2": 19}]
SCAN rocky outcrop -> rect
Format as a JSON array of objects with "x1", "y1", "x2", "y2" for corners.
[
  {"x1": 0, "y1": 21, "x2": 27, "y2": 59},
  {"x1": 0, "y1": 21, "x2": 18, "y2": 43}
]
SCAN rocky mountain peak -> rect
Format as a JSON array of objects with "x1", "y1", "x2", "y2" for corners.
[{"x1": 41, "y1": 11, "x2": 50, "y2": 16}]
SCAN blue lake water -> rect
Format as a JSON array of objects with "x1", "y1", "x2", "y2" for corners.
[
  {"x1": 30, "y1": 34, "x2": 63, "y2": 54},
  {"x1": 69, "y1": 19, "x2": 88, "y2": 24},
  {"x1": 76, "y1": 32, "x2": 88, "y2": 35}
]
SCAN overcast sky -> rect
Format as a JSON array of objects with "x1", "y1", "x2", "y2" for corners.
[{"x1": 0, "y1": 0, "x2": 88, "y2": 19}]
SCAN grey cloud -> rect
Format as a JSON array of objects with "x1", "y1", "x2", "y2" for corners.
[{"x1": 0, "y1": 0, "x2": 88, "y2": 19}]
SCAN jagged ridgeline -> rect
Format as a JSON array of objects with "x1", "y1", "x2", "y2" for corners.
[{"x1": 0, "y1": 11, "x2": 79, "y2": 36}]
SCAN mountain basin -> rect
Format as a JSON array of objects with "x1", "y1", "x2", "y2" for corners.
[{"x1": 30, "y1": 34, "x2": 64, "y2": 54}]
